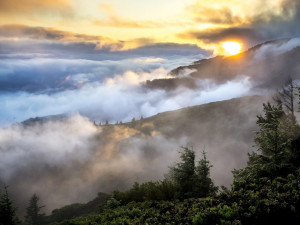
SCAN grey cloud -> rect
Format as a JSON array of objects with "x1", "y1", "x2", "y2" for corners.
[
  {"x1": 179, "y1": 0, "x2": 300, "y2": 48},
  {"x1": 0, "y1": 24, "x2": 106, "y2": 42},
  {"x1": 0, "y1": 25, "x2": 211, "y2": 58},
  {"x1": 253, "y1": 38, "x2": 300, "y2": 60},
  {"x1": 178, "y1": 27, "x2": 264, "y2": 47},
  {"x1": 0, "y1": 114, "x2": 187, "y2": 215}
]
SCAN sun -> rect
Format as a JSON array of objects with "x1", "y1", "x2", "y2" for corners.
[{"x1": 221, "y1": 41, "x2": 242, "y2": 56}]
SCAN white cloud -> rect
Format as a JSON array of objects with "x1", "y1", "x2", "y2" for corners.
[
  {"x1": 133, "y1": 57, "x2": 165, "y2": 64},
  {"x1": 0, "y1": 69, "x2": 252, "y2": 126},
  {"x1": 254, "y1": 38, "x2": 300, "y2": 60}
]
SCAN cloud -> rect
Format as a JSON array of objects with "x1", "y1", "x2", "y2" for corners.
[
  {"x1": 179, "y1": 0, "x2": 300, "y2": 48},
  {"x1": 94, "y1": 3, "x2": 161, "y2": 28},
  {"x1": 2, "y1": 36, "x2": 299, "y2": 127},
  {"x1": 185, "y1": 4, "x2": 243, "y2": 25},
  {"x1": 133, "y1": 57, "x2": 165, "y2": 64},
  {"x1": 0, "y1": 0, "x2": 72, "y2": 15},
  {"x1": 0, "y1": 24, "x2": 108, "y2": 42},
  {"x1": 0, "y1": 24, "x2": 212, "y2": 54},
  {"x1": 0, "y1": 52, "x2": 207, "y2": 93},
  {"x1": 253, "y1": 38, "x2": 300, "y2": 60},
  {"x1": 0, "y1": 67, "x2": 253, "y2": 126},
  {"x1": 0, "y1": 114, "x2": 187, "y2": 215},
  {"x1": 178, "y1": 27, "x2": 263, "y2": 46},
  {"x1": 0, "y1": 24, "x2": 154, "y2": 52},
  {"x1": 0, "y1": 30, "x2": 211, "y2": 94}
]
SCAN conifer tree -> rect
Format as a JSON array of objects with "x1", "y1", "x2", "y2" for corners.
[
  {"x1": 255, "y1": 103, "x2": 284, "y2": 161},
  {"x1": 234, "y1": 100, "x2": 300, "y2": 185},
  {"x1": 24, "y1": 194, "x2": 45, "y2": 225},
  {"x1": 170, "y1": 147, "x2": 195, "y2": 198},
  {"x1": 0, "y1": 186, "x2": 18, "y2": 225},
  {"x1": 274, "y1": 77, "x2": 296, "y2": 121},
  {"x1": 254, "y1": 102, "x2": 297, "y2": 176},
  {"x1": 194, "y1": 150, "x2": 218, "y2": 197}
]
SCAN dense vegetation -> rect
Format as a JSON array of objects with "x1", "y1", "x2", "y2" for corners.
[{"x1": 1, "y1": 81, "x2": 300, "y2": 224}]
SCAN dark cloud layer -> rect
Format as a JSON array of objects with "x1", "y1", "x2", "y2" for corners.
[
  {"x1": 180, "y1": 0, "x2": 300, "y2": 48},
  {"x1": 0, "y1": 25, "x2": 211, "y2": 55},
  {"x1": 178, "y1": 27, "x2": 264, "y2": 46},
  {"x1": 0, "y1": 24, "x2": 103, "y2": 42}
]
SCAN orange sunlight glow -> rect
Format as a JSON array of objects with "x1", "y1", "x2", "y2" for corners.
[{"x1": 221, "y1": 41, "x2": 242, "y2": 56}]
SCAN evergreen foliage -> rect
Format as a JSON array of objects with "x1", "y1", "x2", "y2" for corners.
[
  {"x1": 274, "y1": 77, "x2": 296, "y2": 120},
  {"x1": 113, "y1": 180, "x2": 178, "y2": 203},
  {"x1": 253, "y1": 102, "x2": 299, "y2": 177},
  {"x1": 24, "y1": 194, "x2": 45, "y2": 225},
  {"x1": 170, "y1": 147, "x2": 217, "y2": 199},
  {"x1": 0, "y1": 186, "x2": 19, "y2": 225},
  {"x1": 170, "y1": 147, "x2": 196, "y2": 198},
  {"x1": 49, "y1": 173, "x2": 300, "y2": 225},
  {"x1": 44, "y1": 192, "x2": 108, "y2": 224},
  {"x1": 194, "y1": 151, "x2": 218, "y2": 197}
]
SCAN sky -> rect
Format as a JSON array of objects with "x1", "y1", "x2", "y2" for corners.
[{"x1": 1, "y1": 0, "x2": 300, "y2": 53}]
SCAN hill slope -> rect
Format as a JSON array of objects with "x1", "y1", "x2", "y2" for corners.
[
  {"x1": 7, "y1": 95, "x2": 270, "y2": 217},
  {"x1": 96, "y1": 95, "x2": 269, "y2": 187}
]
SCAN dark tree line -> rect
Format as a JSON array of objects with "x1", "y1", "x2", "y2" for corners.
[
  {"x1": 0, "y1": 188, "x2": 45, "y2": 225},
  {"x1": 112, "y1": 147, "x2": 218, "y2": 205}
]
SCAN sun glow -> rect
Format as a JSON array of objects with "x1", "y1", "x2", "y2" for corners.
[{"x1": 221, "y1": 41, "x2": 242, "y2": 56}]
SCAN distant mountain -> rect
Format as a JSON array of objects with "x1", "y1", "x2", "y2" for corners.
[
  {"x1": 145, "y1": 39, "x2": 300, "y2": 90},
  {"x1": 21, "y1": 114, "x2": 67, "y2": 126}
]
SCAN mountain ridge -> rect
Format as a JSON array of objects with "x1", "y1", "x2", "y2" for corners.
[{"x1": 145, "y1": 38, "x2": 300, "y2": 90}]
